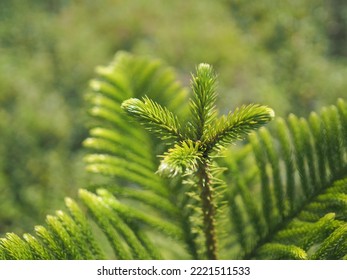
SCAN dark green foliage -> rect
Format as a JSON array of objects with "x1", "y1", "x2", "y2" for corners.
[{"x1": 1, "y1": 53, "x2": 346, "y2": 260}]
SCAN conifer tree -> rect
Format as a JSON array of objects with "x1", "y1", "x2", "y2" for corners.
[{"x1": 121, "y1": 63, "x2": 274, "y2": 259}]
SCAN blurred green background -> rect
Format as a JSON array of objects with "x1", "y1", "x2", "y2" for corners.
[{"x1": 1, "y1": 0, "x2": 346, "y2": 236}]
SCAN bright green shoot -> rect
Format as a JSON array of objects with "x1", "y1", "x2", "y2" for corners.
[{"x1": 121, "y1": 63, "x2": 274, "y2": 259}]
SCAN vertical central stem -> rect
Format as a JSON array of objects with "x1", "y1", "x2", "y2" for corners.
[{"x1": 198, "y1": 158, "x2": 218, "y2": 260}]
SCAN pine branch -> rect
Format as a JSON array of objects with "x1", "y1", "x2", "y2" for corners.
[
  {"x1": 121, "y1": 96, "x2": 184, "y2": 143},
  {"x1": 225, "y1": 99, "x2": 347, "y2": 260},
  {"x1": 157, "y1": 140, "x2": 202, "y2": 177},
  {"x1": 205, "y1": 104, "x2": 275, "y2": 153},
  {"x1": 121, "y1": 62, "x2": 274, "y2": 260},
  {"x1": 189, "y1": 63, "x2": 218, "y2": 140}
]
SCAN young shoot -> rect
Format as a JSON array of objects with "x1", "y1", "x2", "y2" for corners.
[{"x1": 121, "y1": 63, "x2": 274, "y2": 259}]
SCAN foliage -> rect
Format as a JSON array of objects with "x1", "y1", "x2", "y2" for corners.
[
  {"x1": 121, "y1": 62, "x2": 274, "y2": 259},
  {"x1": 1, "y1": 0, "x2": 347, "y2": 236},
  {"x1": 1, "y1": 52, "x2": 346, "y2": 260}
]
